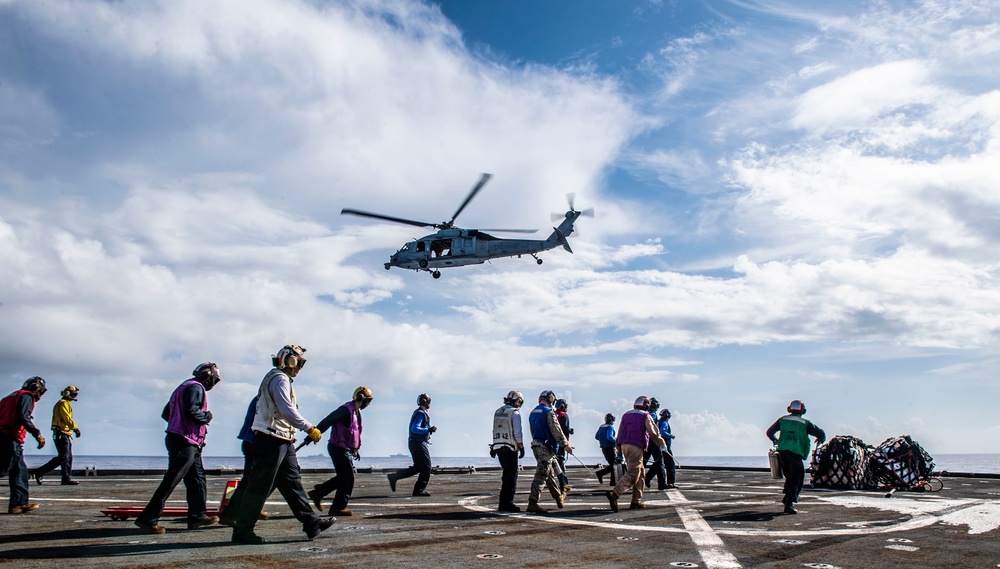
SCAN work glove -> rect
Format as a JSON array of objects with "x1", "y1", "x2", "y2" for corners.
[
  {"x1": 204, "y1": 410, "x2": 213, "y2": 424},
  {"x1": 518, "y1": 447, "x2": 525, "y2": 459},
  {"x1": 74, "y1": 428, "x2": 81, "y2": 438},
  {"x1": 351, "y1": 450, "x2": 361, "y2": 460},
  {"x1": 307, "y1": 426, "x2": 322, "y2": 444},
  {"x1": 489, "y1": 447, "x2": 497, "y2": 458},
  {"x1": 428, "y1": 426, "x2": 437, "y2": 434},
  {"x1": 34, "y1": 433, "x2": 46, "y2": 449}
]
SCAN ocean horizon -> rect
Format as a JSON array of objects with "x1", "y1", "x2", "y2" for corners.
[{"x1": 23, "y1": 453, "x2": 1000, "y2": 474}]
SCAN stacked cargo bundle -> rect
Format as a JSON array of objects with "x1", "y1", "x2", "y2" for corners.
[
  {"x1": 810, "y1": 435, "x2": 877, "y2": 490},
  {"x1": 870, "y1": 435, "x2": 935, "y2": 491}
]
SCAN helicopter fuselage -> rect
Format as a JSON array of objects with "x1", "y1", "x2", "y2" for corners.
[{"x1": 386, "y1": 211, "x2": 582, "y2": 275}]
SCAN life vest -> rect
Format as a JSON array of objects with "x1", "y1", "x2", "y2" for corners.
[
  {"x1": 165, "y1": 379, "x2": 209, "y2": 446},
  {"x1": 556, "y1": 410, "x2": 571, "y2": 439},
  {"x1": 328, "y1": 400, "x2": 362, "y2": 451},
  {"x1": 251, "y1": 369, "x2": 297, "y2": 441},
  {"x1": 595, "y1": 424, "x2": 616, "y2": 448},
  {"x1": 617, "y1": 409, "x2": 649, "y2": 448},
  {"x1": 408, "y1": 408, "x2": 432, "y2": 443},
  {"x1": 0, "y1": 390, "x2": 35, "y2": 444},
  {"x1": 492, "y1": 404, "x2": 518, "y2": 450},
  {"x1": 528, "y1": 403, "x2": 555, "y2": 447},
  {"x1": 775, "y1": 414, "x2": 813, "y2": 458}
]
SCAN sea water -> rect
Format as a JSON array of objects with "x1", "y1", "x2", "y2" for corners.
[{"x1": 22, "y1": 453, "x2": 1000, "y2": 474}]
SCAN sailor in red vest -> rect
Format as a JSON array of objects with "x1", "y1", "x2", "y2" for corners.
[
  {"x1": 0, "y1": 377, "x2": 48, "y2": 514},
  {"x1": 605, "y1": 396, "x2": 667, "y2": 512},
  {"x1": 134, "y1": 363, "x2": 220, "y2": 534},
  {"x1": 308, "y1": 386, "x2": 374, "y2": 516}
]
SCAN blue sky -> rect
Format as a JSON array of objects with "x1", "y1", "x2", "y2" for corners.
[{"x1": 1, "y1": 0, "x2": 998, "y2": 459}]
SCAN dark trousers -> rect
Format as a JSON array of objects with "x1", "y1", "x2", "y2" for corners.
[
  {"x1": 556, "y1": 448, "x2": 568, "y2": 489},
  {"x1": 495, "y1": 446, "x2": 519, "y2": 507},
  {"x1": 778, "y1": 449, "x2": 806, "y2": 504},
  {"x1": 0, "y1": 438, "x2": 29, "y2": 507},
  {"x1": 594, "y1": 446, "x2": 617, "y2": 484},
  {"x1": 394, "y1": 439, "x2": 431, "y2": 493},
  {"x1": 313, "y1": 444, "x2": 355, "y2": 512},
  {"x1": 644, "y1": 445, "x2": 667, "y2": 489},
  {"x1": 138, "y1": 433, "x2": 207, "y2": 525},
  {"x1": 234, "y1": 433, "x2": 320, "y2": 535},
  {"x1": 664, "y1": 443, "x2": 676, "y2": 485},
  {"x1": 220, "y1": 440, "x2": 254, "y2": 519},
  {"x1": 34, "y1": 432, "x2": 74, "y2": 482}
]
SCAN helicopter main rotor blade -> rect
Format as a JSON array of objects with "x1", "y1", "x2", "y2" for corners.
[
  {"x1": 340, "y1": 208, "x2": 437, "y2": 229},
  {"x1": 479, "y1": 228, "x2": 539, "y2": 234},
  {"x1": 448, "y1": 173, "x2": 492, "y2": 227}
]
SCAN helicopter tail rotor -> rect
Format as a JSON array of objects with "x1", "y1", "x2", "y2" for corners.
[{"x1": 552, "y1": 193, "x2": 595, "y2": 221}]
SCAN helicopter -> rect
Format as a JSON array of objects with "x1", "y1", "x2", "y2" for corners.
[{"x1": 341, "y1": 173, "x2": 593, "y2": 278}]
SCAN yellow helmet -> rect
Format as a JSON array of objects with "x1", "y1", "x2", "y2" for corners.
[{"x1": 353, "y1": 386, "x2": 373, "y2": 402}]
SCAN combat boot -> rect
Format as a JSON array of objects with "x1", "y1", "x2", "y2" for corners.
[
  {"x1": 555, "y1": 490, "x2": 567, "y2": 509},
  {"x1": 526, "y1": 500, "x2": 548, "y2": 515},
  {"x1": 605, "y1": 491, "x2": 619, "y2": 513}
]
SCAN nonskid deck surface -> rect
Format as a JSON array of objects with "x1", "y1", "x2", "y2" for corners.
[{"x1": 2, "y1": 468, "x2": 999, "y2": 568}]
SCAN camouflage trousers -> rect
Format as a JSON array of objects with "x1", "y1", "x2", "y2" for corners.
[{"x1": 529, "y1": 442, "x2": 562, "y2": 503}]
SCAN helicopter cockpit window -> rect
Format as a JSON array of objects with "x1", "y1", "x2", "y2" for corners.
[{"x1": 431, "y1": 239, "x2": 451, "y2": 257}]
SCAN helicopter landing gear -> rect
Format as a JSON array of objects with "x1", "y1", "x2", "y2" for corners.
[
  {"x1": 531, "y1": 253, "x2": 543, "y2": 265},
  {"x1": 432, "y1": 270, "x2": 441, "y2": 279},
  {"x1": 384, "y1": 263, "x2": 391, "y2": 270}
]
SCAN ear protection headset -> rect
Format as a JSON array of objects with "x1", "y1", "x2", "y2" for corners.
[
  {"x1": 192, "y1": 363, "x2": 221, "y2": 388},
  {"x1": 272, "y1": 345, "x2": 307, "y2": 370},
  {"x1": 353, "y1": 386, "x2": 373, "y2": 405}
]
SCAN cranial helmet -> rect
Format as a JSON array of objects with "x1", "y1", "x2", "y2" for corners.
[
  {"x1": 417, "y1": 393, "x2": 432, "y2": 407},
  {"x1": 648, "y1": 397, "x2": 660, "y2": 412},
  {"x1": 354, "y1": 386, "x2": 373, "y2": 409},
  {"x1": 192, "y1": 362, "x2": 221, "y2": 389},
  {"x1": 604, "y1": 413, "x2": 616, "y2": 424},
  {"x1": 504, "y1": 390, "x2": 524, "y2": 407},
  {"x1": 633, "y1": 396, "x2": 650, "y2": 410},
  {"x1": 787, "y1": 400, "x2": 806, "y2": 415},
  {"x1": 22, "y1": 376, "x2": 47, "y2": 398},
  {"x1": 61, "y1": 386, "x2": 79, "y2": 400},
  {"x1": 273, "y1": 345, "x2": 307, "y2": 371},
  {"x1": 555, "y1": 398, "x2": 568, "y2": 412},
  {"x1": 538, "y1": 390, "x2": 556, "y2": 405},
  {"x1": 660, "y1": 408, "x2": 671, "y2": 420}
]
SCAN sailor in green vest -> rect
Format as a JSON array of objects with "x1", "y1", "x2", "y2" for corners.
[{"x1": 765, "y1": 399, "x2": 825, "y2": 514}]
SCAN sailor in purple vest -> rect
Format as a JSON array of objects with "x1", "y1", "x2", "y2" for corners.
[
  {"x1": 605, "y1": 396, "x2": 666, "y2": 512},
  {"x1": 308, "y1": 386, "x2": 373, "y2": 516},
  {"x1": 135, "y1": 363, "x2": 220, "y2": 534}
]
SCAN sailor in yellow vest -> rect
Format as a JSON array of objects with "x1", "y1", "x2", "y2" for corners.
[{"x1": 32, "y1": 386, "x2": 81, "y2": 485}]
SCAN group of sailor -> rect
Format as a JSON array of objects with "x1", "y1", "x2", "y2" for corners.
[{"x1": 0, "y1": 345, "x2": 824, "y2": 542}]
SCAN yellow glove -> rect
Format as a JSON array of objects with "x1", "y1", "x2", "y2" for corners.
[{"x1": 307, "y1": 426, "x2": 322, "y2": 444}]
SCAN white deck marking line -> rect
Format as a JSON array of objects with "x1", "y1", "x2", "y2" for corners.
[{"x1": 669, "y1": 489, "x2": 743, "y2": 569}]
